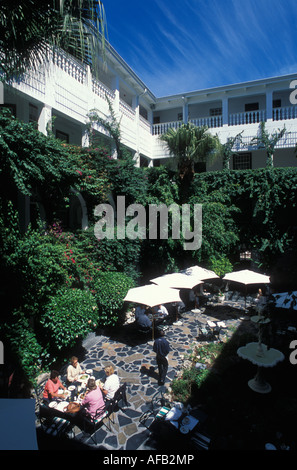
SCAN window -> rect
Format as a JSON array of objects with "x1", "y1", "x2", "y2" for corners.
[
  {"x1": 210, "y1": 107, "x2": 222, "y2": 116},
  {"x1": 245, "y1": 102, "x2": 259, "y2": 112},
  {"x1": 139, "y1": 105, "x2": 148, "y2": 120},
  {"x1": 273, "y1": 99, "x2": 281, "y2": 108},
  {"x1": 177, "y1": 112, "x2": 183, "y2": 121},
  {"x1": 233, "y1": 152, "x2": 252, "y2": 170},
  {"x1": 56, "y1": 130, "x2": 69, "y2": 143},
  {"x1": 29, "y1": 104, "x2": 38, "y2": 128},
  {"x1": 240, "y1": 250, "x2": 252, "y2": 260}
]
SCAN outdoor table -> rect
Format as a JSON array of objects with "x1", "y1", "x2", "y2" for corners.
[
  {"x1": 148, "y1": 405, "x2": 208, "y2": 451},
  {"x1": 164, "y1": 406, "x2": 199, "y2": 435}
]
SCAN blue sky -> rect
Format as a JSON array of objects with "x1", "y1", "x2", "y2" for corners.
[{"x1": 103, "y1": 0, "x2": 297, "y2": 97}]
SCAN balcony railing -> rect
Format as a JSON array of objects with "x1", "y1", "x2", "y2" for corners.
[
  {"x1": 152, "y1": 120, "x2": 184, "y2": 135},
  {"x1": 189, "y1": 116, "x2": 222, "y2": 128},
  {"x1": 273, "y1": 106, "x2": 297, "y2": 121},
  {"x1": 229, "y1": 110, "x2": 266, "y2": 126},
  {"x1": 231, "y1": 131, "x2": 297, "y2": 151}
]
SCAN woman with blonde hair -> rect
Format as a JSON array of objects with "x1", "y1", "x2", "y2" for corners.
[{"x1": 100, "y1": 365, "x2": 120, "y2": 401}]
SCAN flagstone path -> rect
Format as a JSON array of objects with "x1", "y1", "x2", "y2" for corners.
[{"x1": 64, "y1": 301, "x2": 253, "y2": 450}]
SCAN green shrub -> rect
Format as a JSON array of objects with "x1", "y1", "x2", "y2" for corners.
[
  {"x1": 91, "y1": 271, "x2": 135, "y2": 327},
  {"x1": 40, "y1": 288, "x2": 98, "y2": 351},
  {"x1": 1, "y1": 310, "x2": 45, "y2": 382},
  {"x1": 5, "y1": 227, "x2": 70, "y2": 316}
]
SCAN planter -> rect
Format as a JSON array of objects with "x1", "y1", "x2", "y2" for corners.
[{"x1": 216, "y1": 295, "x2": 225, "y2": 303}]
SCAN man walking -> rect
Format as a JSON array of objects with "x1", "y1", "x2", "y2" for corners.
[{"x1": 153, "y1": 330, "x2": 170, "y2": 386}]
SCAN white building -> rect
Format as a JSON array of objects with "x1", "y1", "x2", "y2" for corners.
[{"x1": 1, "y1": 41, "x2": 297, "y2": 172}]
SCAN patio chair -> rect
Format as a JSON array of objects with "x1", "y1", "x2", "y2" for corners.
[
  {"x1": 106, "y1": 382, "x2": 129, "y2": 427},
  {"x1": 31, "y1": 379, "x2": 48, "y2": 423},
  {"x1": 39, "y1": 403, "x2": 75, "y2": 439},
  {"x1": 79, "y1": 407, "x2": 110, "y2": 445},
  {"x1": 139, "y1": 387, "x2": 169, "y2": 429}
]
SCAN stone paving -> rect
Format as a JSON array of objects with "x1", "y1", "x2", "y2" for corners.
[{"x1": 66, "y1": 300, "x2": 252, "y2": 450}]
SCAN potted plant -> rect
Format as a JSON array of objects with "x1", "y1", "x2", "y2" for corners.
[{"x1": 216, "y1": 290, "x2": 225, "y2": 303}]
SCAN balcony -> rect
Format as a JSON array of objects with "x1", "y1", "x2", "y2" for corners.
[
  {"x1": 231, "y1": 131, "x2": 297, "y2": 152},
  {"x1": 273, "y1": 106, "x2": 297, "y2": 121},
  {"x1": 228, "y1": 110, "x2": 266, "y2": 126}
]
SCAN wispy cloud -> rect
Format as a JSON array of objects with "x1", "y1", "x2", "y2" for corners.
[{"x1": 104, "y1": 0, "x2": 297, "y2": 96}]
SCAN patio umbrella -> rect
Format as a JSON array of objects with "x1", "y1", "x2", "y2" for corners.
[
  {"x1": 223, "y1": 269, "x2": 270, "y2": 286},
  {"x1": 180, "y1": 265, "x2": 219, "y2": 280},
  {"x1": 124, "y1": 284, "x2": 182, "y2": 340},
  {"x1": 124, "y1": 284, "x2": 181, "y2": 308},
  {"x1": 150, "y1": 272, "x2": 204, "y2": 290},
  {"x1": 222, "y1": 269, "x2": 270, "y2": 309},
  {"x1": 272, "y1": 291, "x2": 297, "y2": 310}
]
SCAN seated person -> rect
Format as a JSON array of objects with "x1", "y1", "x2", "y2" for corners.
[
  {"x1": 134, "y1": 304, "x2": 146, "y2": 320},
  {"x1": 189, "y1": 288, "x2": 200, "y2": 309},
  {"x1": 81, "y1": 378, "x2": 105, "y2": 419},
  {"x1": 152, "y1": 304, "x2": 169, "y2": 323},
  {"x1": 152, "y1": 305, "x2": 168, "y2": 318},
  {"x1": 100, "y1": 365, "x2": 120, "y2": 402},
  {"x1": 43, "y1": 370, "x2": 67, "y2": 403},
  {"x1": 67, "y1": 356, "x2": 85, "y2": 385},
  {"x1": 135, "y1": 310, "x2": 152, "y2": 331}
]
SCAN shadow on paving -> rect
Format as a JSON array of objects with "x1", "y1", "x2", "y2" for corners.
[{"x1": 187, "y1": 320, "x2": 297, "y2": 450}]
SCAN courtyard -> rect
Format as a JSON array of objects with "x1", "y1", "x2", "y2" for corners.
[{"x1": 35, "y1": 294, "x2": 297, "y2": 451}]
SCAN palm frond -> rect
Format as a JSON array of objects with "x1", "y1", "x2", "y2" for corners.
[{"x1": 0, "y1": 0, "x2": 108, "y2": 81}]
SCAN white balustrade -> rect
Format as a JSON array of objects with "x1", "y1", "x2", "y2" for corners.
[
  {"x1": 119, "y1": 99, "x2": 136, "y2": 120},
  {"x1": 273, "y1": 106, "x2": 297, "y2": 121},
  {"x1": 53, "y1": 51, "x2": 86, "y2": 84},
  {"x1": 189, "y1": 115, "x2": 222, "y2": 128},
  {"x1": 92, "y1": 78, "x2": 115, "y2": 102},
  {"x1": 152, "y1": 120, "x2": 184, "y2": 135},
  {"x1": 229, "y1": 110, "x2": 266, "y2": 126}
]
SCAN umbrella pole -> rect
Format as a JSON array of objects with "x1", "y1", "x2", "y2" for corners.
[{"x1": 152, "y1": 317, "x2": 155, "y2": 341}]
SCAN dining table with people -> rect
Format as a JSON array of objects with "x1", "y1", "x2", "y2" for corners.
[{"x1": 40, "y1": 364, "x2": 121, "y2": 437}]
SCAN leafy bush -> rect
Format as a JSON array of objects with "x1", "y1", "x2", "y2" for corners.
[
  {"x1": 91, "y1": 272, "x2": 135, "y2": 327},
  {"x1": 207, "y1": 254, "x2": 233, "y2": 277},
  {"x1": 1, "y1": 310, "x2": 45, "y2": 382},
  {"x1": 40, "y1": 288, "x2": 98, "y2": 351},
  {"x1": 4, "y1": 227, "x2": 70, "y2": 316}
]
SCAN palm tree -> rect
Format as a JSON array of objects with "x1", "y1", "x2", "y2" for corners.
[
  {"x1": 0, "y1": 0, "x2": 107, "y2": 82},
  {"x1": 160, "y1": 123, "x2": 221, "y2": 183}
]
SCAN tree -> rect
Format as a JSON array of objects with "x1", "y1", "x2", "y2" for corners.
[
  {"x1": 222, "y1": 132, "x2": 243, "y2": 170},
  {"x1": 251, "y1": 121, "x2": 286, "y2": 168},
  {"x1": 160, "y1": 123, "x2": 221, "y2": 181},
  {"x1": 0, "y1": 0, "x2": 107, "y2": 82}
]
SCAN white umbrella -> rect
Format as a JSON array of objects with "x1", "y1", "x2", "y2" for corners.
[
  {"x1": 272, "y1": 291, "x2": 297, "y2": 310},
  {"x1": 124, "y1": 284, "x2": 182, "y2": 340},
  {"x1": 150, "y1": 272, "x2": 204, "y2": 290},
  {"x1": 223, "y1": 269, "x2": 270, "y2": 285},
  {"x1": 180, "y1": 265, "x2": 219, "y2": 280},
  {"x1": 123, "y1": 284, "x2": 181, "y2": 308},
  {"x1": 223, "y1": 269, "x2": 270, "y2": 309}
]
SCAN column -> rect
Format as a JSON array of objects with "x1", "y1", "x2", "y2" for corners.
[
  {"x1": 222, "y1": 96, "x2": 229, "y2": 127},
  {"x1": 111, "y1": 75, "x2": 120, "y2": 118},
  {"x1": 0, "y1": 82, "x2": 4, "y2": 104},
  {"x1": 182, "y1": 97, "x2": 188, "y2": 123},
  {"x1": 38, "y1": 104, "x2": 52, "y2": 136},
  {"x1": 266, "y1": 90, "x2": 273, "y2": 122}
]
